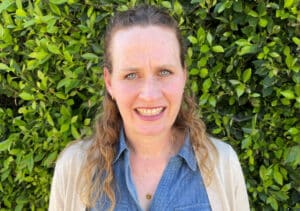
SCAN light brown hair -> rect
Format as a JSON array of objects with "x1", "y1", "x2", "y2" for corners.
[{"x1": 78, "y1": 4, "x2": 217, "y2": 210}]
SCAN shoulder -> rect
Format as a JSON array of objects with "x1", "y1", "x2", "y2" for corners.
[
  {"x1": 209, "y1": 137, "x2": 236, "y2": 157},
  {"x1": 50, "y1": 140, "x2": 91, "y2": 211},
  {"x1": 210, "y1": 137, "x2": 234, "y2": 153},
  {"x1": 55, "y1": 139, "x2": 92, "y2": 169},
  {"x1": 209, "y1": 137, "x2": 239, "y2": 162}
]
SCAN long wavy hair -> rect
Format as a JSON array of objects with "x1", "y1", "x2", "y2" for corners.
[{"x1": 78, "y1": 5, "x2": 217, "y2": 210}]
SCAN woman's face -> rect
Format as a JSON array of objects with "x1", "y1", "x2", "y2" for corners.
[{"x1": 104, "y1": 26, "x2": 186, "y2": 138}]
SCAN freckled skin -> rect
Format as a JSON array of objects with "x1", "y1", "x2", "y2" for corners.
[{"x1": 104, "y1": 26, "x2": 186, "y2": 139}]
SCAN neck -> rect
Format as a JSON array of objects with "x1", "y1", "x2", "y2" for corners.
[{"x1": 124, "y1": 129, "x2": 179, "y2": 159}]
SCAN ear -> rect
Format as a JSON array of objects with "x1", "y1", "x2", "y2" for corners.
[{"x1": 104, "y1": 67, "x2": 113, "y2": 97}]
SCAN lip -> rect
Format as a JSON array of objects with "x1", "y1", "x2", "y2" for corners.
[{"x1": 135, "y1": 106, "x2": 166, "y2": 121}]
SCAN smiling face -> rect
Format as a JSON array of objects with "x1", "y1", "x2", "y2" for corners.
[{"x1": 104, "y1": 25, "x2": 186, "y2": 139}]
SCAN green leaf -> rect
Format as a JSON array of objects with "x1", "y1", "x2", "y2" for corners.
[
  {"x1": 199, "y1": 92, "x2": 209, "y2": 105},
  {"x1": 248, "y1": 10, "x2": 259, "y2": 17},
  {"x1": 46, "y1": 112, "x2": 55, "y2": 127},
  {"x1": 16, "y1": 8, "x2": 27, "y2": 17},
  {"x1": 267, "y1": 196, "x2": 278, "y2": 210},
  {"x1": 285, "y1": 146, "x2": 300, "y2": 166},
  {"x1": 24, "y1": 153, "x2": 34, "y2": 173},
  {"x1": 259, "y1": 18, "x2": 268, "y2": 27},
  {"x1": 280, "y1": 90, "x2": 295, "y2": 99},
  {"x1": 84, "y1": 118, "x2": 91, "y2": 126},
  {"x1": 19, "y1": 92, "x2": 35, "y2": 101},
  {"x1": 208, "y1": 96, "x2": 216, "y2": 107},
  {"x1": 284, "y1": 0, "x2": 294, "y2": 8},
  {"x1": 202, "y1": 78, "x2": 212, "y2": 92},
  {"x1": 174, "y1": 1, "x2": 183, "y2": 15},
  {"x1": 212, "y1": 45, "x2": 224, "y2": 53},
  {"x1": 0, "y1": 138, "x2": 13, "y2": 152},
  {"x1": 200, "y1": 45, "x2": 210, "y2": 53},
  {"x1": 199, "y1": 68, "x2": 208, "y2": 78},
  {"x1": 0, "y1": 63, "x2": 9, "y2": 70},
  {"x1": 63, "y1": 50, "x2": 73, "y2": 62},
  {"x1": 60, "y1": 105, "x2": 71, "y2": 117},
  {"x1": 269, "y1": 52, "x2": 280, "y2": 58},
  {"x1": 238, "y1": 45, "x2": 258, "y2": 55},
  {"x1": 0, "y1": 0, "x2": 14, "y2": 14},
  {"x1": 242, "y1": 136, "x2": 252, "y2": 149},
  {"x1": 197, "y1": 27, "x2": 206, "y2": 43},
  {"x1": 60, "y1": 122, "x2": 70, "y2": 133},
  {"x1": 49, "y1": 0, "x2": 67, "y2": 5},
  {"x1": 229, "y1": 79, "x2": 241, "y2": 85},
  {"x1": 288, "y1": 127, "x2": 299, "y2": 135},
  {"x1": 48, "y1": 44, "x2": 60, "y2": 54},
  {"x1": 206, "y1": 32, "x2": 213, "y2": 46},
  {"x1": 81, "y1": 53, "x2": 98, "y2": 61},
  {"x1": 235, "y1": 84, "x2": 245, "y2": 97},
  {"x1": 55, "y1": 92, "x2": 67, "y2": 100},
  {"x1": 259, "y1": 165, "x2": 267, "y2": 180},
  {"x1": 274, "y1": 170, "x2": 283, "y2": 185},
  {"x1": 71, "y1": 125, "x2": 80, "y2": 139},
  {"x1": 71, "y1": 115, "x2": 78, "y2": 123},
  {"x1": 242, "y1": 68, "x2": 252, "y2": 83},
  {"x1": 43, "y1": 151, "x2": 58, "y2": 167},
  {"x1": 189, "y1": 68, "x2": 199, "y2": 75},
  {"x1": 215, "y1": 2, "x2": 226, "y2": 13},
  {"x1": 191, "y1": 81, "x2": 198, "y2": 93},
  {"x1": 161, "y1": 1, "x2": 172, "y2": 9},
  {"x1": 188, "y1": 35, "x2": 198, "y2": 44},
  {"x1": 235, "y1": 39, "x2": 250, "y2": 46},
  {"x1": 233, "y1": 1, "x2": 243, "y2": 12},
  {"x1": 29, "y1": 51, "x2": 49, "y2": 61},
  {"x1": 49, "y1": 3, "x2": 61, "y2": 15},
  {"x1": 292, "y1": 37, "x2": 300, "y2": 46}
]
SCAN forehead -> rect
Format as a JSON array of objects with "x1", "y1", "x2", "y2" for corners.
[{"x1": 110, "y1": 26, "x2": 180, "y2": 66}]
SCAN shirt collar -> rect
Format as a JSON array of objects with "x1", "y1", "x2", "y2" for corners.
[
  {"x1": 113, "y1": 128, "x2": 128, "y2": 163},
  {"x1": 177, "y1": 134, "x2": 198, "y2": 172},
  {"x1": 113, "y1": 128, "x2": 198, "y2": 171}
]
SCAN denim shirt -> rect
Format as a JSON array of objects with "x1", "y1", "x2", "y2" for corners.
[{"x1": 91, "y1": 130, "x2": 211, "y2": 211}]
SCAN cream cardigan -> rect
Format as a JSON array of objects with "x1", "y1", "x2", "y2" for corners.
[{"x1": 49, "y1": 138, "x2": 250, "y2": 211}]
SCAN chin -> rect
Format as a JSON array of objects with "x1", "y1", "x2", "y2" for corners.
[{"x1": 133, "y1": 125, "x2": 171, "y2": 137}]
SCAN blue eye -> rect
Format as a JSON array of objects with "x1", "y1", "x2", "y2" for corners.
[
  {"x1": 125, "y1": 73, "x2": 137, "y2": 80},
  {"x1": 159, "y1": 69, "x2": 171, "y2": 77}
]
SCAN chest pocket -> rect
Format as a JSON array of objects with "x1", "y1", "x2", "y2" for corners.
[{"x1": 175, "y1": 203, "x2": 211, "y2": 211}]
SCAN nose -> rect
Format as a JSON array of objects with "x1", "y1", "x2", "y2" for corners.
[{"x1": 139, "y1": 77, "x2": 162, "y2": 101}]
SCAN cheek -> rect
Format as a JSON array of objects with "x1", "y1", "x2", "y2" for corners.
[
  {"x1": 165, "y1": 77, "x2": 185, "y2": 95},
  {"x1": 112, "y1": 83, "x2": 137, "y2": 107}
]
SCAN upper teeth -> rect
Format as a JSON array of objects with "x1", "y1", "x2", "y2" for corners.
[{"x1": 137, "y1": 108, "x2": 163, "y2": 116}]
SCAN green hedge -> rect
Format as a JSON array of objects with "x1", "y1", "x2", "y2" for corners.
[{"x1": 0, "y1": 0, "x2": 299, "y2": 210}]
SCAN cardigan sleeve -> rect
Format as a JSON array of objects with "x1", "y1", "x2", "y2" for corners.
[
  {"x1": 48, "y1": 141, "x2": 87, "y2": 211},
  {"x1": 49, "y1": 153, "x2": 67, "y2": 211},
  {"x1": 207, "y1": 138, "x2": 250, "y2": 211},
  {"x1": 230, "y1": 147, "x2": 250, "y2": 211}
]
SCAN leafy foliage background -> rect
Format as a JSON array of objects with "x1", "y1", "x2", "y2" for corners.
[{"x1": 0, "y1": 0, "x2": 299, "y2": 210}]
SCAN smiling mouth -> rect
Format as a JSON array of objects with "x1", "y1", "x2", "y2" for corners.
[{"x1": 135, "y1": 107, "x2": 165, "y2": 116}]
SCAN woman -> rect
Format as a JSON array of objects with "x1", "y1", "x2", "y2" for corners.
[{"x1": 49, "y1": 5, "x2": 249, "y2": 211}]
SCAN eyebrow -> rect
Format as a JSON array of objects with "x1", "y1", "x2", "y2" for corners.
[
  {"x1": 120, "y1": 67, "x2": 140, "y2": 72},
  {"x1": 120, "y1": 64, "x2": 177, "y2": 72}
]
